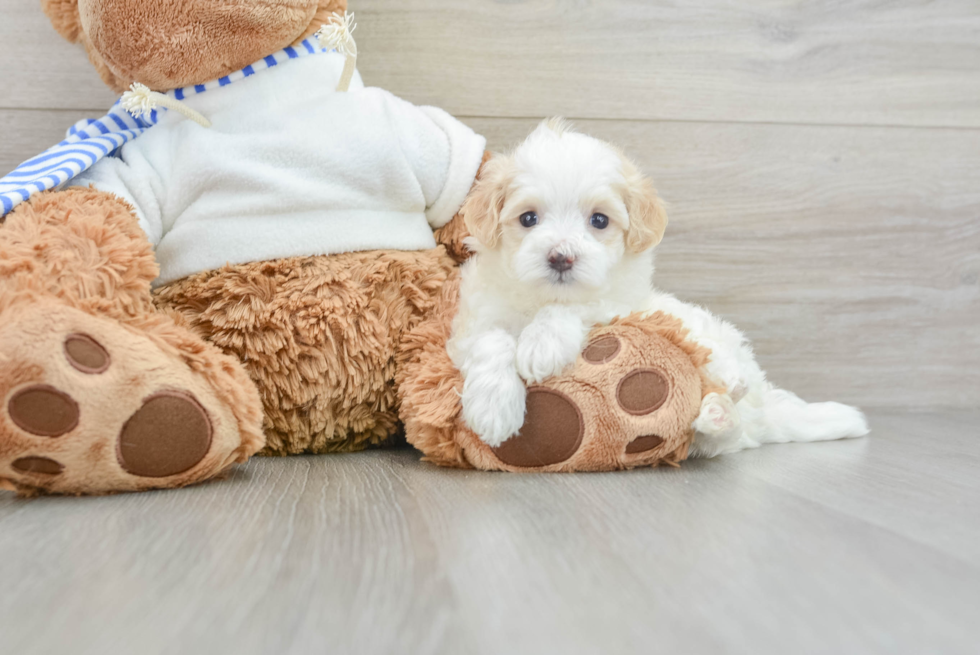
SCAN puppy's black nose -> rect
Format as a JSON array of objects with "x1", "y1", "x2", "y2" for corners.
[{"x1": 548, "y1": 253, "x2": 575, "y2": 272}]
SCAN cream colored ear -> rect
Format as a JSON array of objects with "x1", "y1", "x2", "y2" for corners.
[
  {"x1": 461, "y1": 155, "x2": 511, "y2": 249},
  {"x1": 622, "y1": 158, "x2": 668, "y2": 253}
]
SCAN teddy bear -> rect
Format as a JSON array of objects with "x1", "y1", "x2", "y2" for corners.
[{"x1": 0, "y1": 0, "x2": 712, "y2": 495}]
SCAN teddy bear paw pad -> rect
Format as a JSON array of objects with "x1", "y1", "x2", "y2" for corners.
[
  {"x1": 64, "y1": 333, "x2": 111, "y2": 374},
  {"x1": 8, "y1": 384, "x2": 80, "y2": 437},
  {"x1": 492, "y1": 388, "x2": 584, "y2": 467},
  {"x1": 0, "y1": 301, "x2": 254, "y2": 495},
  {"x1": 624, "y1": 434, "x2": 665, "y2": 454},
  {"x1": 11, "y1": 457, "x2": 65, "y2": 476},
  {"x1": 118, "y1": 391, "x2": 212, "y2": 478},
  {"x1": 582, "y1": 336, "x2": 621, "y2": 364},
  {"x1": 616, "y1": 368, "x2": 669, "y2": 415}
]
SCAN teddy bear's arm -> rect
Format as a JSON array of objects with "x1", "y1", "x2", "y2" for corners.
[
  {"x1": 418, "y1": 106, "x2": 487, "y2": 230},
  {"x1": 375, "y1": 91, "x2": 486, "y2": 232},
  {"x1": 69, "y1": 148, "x2": 167, "y2": 246},
  {"x1": 432, "y1": 151, "x2": 493, "y2": 264}
]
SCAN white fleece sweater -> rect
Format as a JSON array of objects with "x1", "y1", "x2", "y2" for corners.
[{"x1": 70, "y1": 51, "x2": 486, "y2": 285}]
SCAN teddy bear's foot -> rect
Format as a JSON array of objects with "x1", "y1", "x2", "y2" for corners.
[
  {"x1": 486, "y1": 328, "x2": 701, "y2": 470},
  {"x1": 400, "y1": 305, "x2": 715, "y2": 472},
  {"x1": 0, "y1": 300, "x2": 264, "y2": 495}
]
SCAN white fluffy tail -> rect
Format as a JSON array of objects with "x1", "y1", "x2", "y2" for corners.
[
  {"x1": 755, "y1": 387, "x2": 869, "y2": 445},
  {"x1": 691, "y1": 385, "x2": 870, "y2": 458}
]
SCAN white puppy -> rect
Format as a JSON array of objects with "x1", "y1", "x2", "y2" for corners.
[{"x1": 448, "y1": 119, "x2": 868, "y2": 455}]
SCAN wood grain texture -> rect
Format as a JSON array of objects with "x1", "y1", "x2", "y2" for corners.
[
  {"x1": 0, "y1": 0, "x2": 118, "y2": 111},
  {"x1": 0, "y1": 109, "x2": 84, "y2": 174},
  {"x1": 343, "y1": 0, "x2": 980, "y2": 128},
  {"x1": 0, "y1": 410, "x2": 977, "y2": 655},
  {"x1": 4, "y1": 1, "x2": 980, "y2": 128}
]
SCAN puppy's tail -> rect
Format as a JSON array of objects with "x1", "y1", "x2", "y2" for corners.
[{"x1": 750, "y1": 385, "x2": 870, "y2": 445}]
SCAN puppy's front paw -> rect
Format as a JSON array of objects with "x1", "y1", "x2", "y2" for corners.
[
  {"x1": 461, "y1": 370, "x2": 527, "y2": 447},
  {"x1": 693, "y1": 392, "x2": 741, "y2": 437},
  {"x1": 516, "y1": 321, "x2": 582, "y2": 384}
]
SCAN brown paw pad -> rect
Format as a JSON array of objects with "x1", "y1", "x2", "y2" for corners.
[
  {"x1": 64, "y1": 334, "x2": 110, "y2": 374},
  {"x1": 118, "y1": 391, "x2": 213, "y2": 478},
  {"x1": 625, "y1": 434, "x2": 665, "y2": 454},
  {"x1": 8, "y1": 385, "x2": 80, "y2": 437},
  {"x1": 492, "y1": 388, "x2": 584, "y2": 468},
  {"x1": 617, "y1": 369, "x2": 669, "y2": 415},
  {"x1": 582, "y1": 336, "x2": 621, "y2": 364},
  {"x1": 12, "y1": 457, "x2": 65, "y2": 475}
]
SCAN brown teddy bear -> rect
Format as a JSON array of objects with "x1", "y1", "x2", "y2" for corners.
[{"x1": 0, "y1": 0, "x2": 711, "y2": 495}]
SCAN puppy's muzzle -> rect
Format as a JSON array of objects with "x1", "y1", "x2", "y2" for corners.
[{"x1": 548, "y1": 250, "x2": 575, "y2": 273}]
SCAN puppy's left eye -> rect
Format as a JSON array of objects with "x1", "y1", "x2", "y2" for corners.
[
  {"x1": 520, "y1": 211, "x2": 538, "y2": 228},
  {"x1": 590, "y1": 213, "x2": 609, "y2": 229}
]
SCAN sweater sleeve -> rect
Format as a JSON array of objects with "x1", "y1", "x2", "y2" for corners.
[
  {"x1": 68, "y1": 144, "x2": 168, "y2": 247},
  {"x1": 382, "y1": 93, "x2": 487, "y2": 229}
]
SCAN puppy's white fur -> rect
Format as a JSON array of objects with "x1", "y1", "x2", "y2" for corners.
[{"x1": 449, "y1": 119, "x2": 869, "y2": 453}]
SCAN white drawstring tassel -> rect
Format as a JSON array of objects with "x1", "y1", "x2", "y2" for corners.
[
  {"x1": 121, "y1": 83, "x2": 212, "y2": 128},
  {"x1": 315, "y1": 11, "x2": 358, "y2": 92}
]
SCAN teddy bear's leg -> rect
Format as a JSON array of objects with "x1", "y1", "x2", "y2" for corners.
[
  {"x1": 470, "y1": 319, "x2": 710, "y2": 471},
  {"x1": 399, "y1": 293, "x2": 716, "y2": 472},
  {"x1": 0, "y1": 189, "x2": 265, "y2": 495},
  {"x1": 155, "y1": 248, "x2": 458, "y2": 456}
]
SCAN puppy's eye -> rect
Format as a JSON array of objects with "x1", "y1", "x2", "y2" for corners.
[
  {"x1": 590, "y1": 213, "x2": 609, "y2": 229},
  {"x1": 519, "y1": 211, "x2": 538, "y2": 228}
]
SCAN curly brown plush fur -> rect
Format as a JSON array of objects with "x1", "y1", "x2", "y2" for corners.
[
  {"x1": 396, "y1": 277, "x2": 720, "y2": 472},
  {"x1": 156, "y1": 247, "x2": 459, "y2": 456}
]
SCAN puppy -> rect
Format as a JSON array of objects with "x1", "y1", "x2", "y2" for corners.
[{"x1": 448, "y1": 119, "x2": 868, "y2": 455}]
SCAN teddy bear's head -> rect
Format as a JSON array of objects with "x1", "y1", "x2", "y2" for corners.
[{"x1": 41, "y1": 0, "x2": 347, "y2": 93}]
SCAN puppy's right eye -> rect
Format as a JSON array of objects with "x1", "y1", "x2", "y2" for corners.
[{"x1": 519, "y1": 212, "x2": 538, "y2": 228}]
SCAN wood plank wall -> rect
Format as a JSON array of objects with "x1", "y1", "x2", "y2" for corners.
[{"x1": 1, "y1": 1, "x2": 978, "y2": 408}]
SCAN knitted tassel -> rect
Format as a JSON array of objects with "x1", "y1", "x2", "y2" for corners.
[
  {"x1": 121, "y1": 83, "x2": 212, "y2": 128},
  {"x1": 316, "y1": 11, "x2": 358, "y2": 92}
]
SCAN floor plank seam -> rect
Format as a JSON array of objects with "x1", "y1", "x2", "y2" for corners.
[
  {"x1": 448, "y1": 114, "x2": 980, "y2": 132},
  {"x1": 5, "y1": 108, "x2": 980, "y2": 135}
]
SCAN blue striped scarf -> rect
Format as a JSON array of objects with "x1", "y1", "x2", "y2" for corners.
[{"x1": 1, "y1": 37, "x2": 328, "y2": 217}]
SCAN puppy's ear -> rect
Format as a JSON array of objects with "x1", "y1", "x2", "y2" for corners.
[
  {"x1": 461, "y1": 155, "x2": 511, "y2": 249},
  {"x1": 622, "y1": 158, "x2": 668, "y2": 253},
  {"x1": 537, "y1": 116, "x2": 572, "y2": 137}
]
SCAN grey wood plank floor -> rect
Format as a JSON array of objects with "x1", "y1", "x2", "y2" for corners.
[
  {"x1": 5, "y1": 1, "x2": 980, "y2": 127},
  {"x1": 0, "y1": 410, "x2": 976, "y2": 655}
]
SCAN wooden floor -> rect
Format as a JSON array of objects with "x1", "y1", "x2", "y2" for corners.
[
  {"x1": 0, "y1": 409, "x2": 976, "y2": 655},
  {"x1": 2, "y1": 1, "x2": 979, "y2": 653}
]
